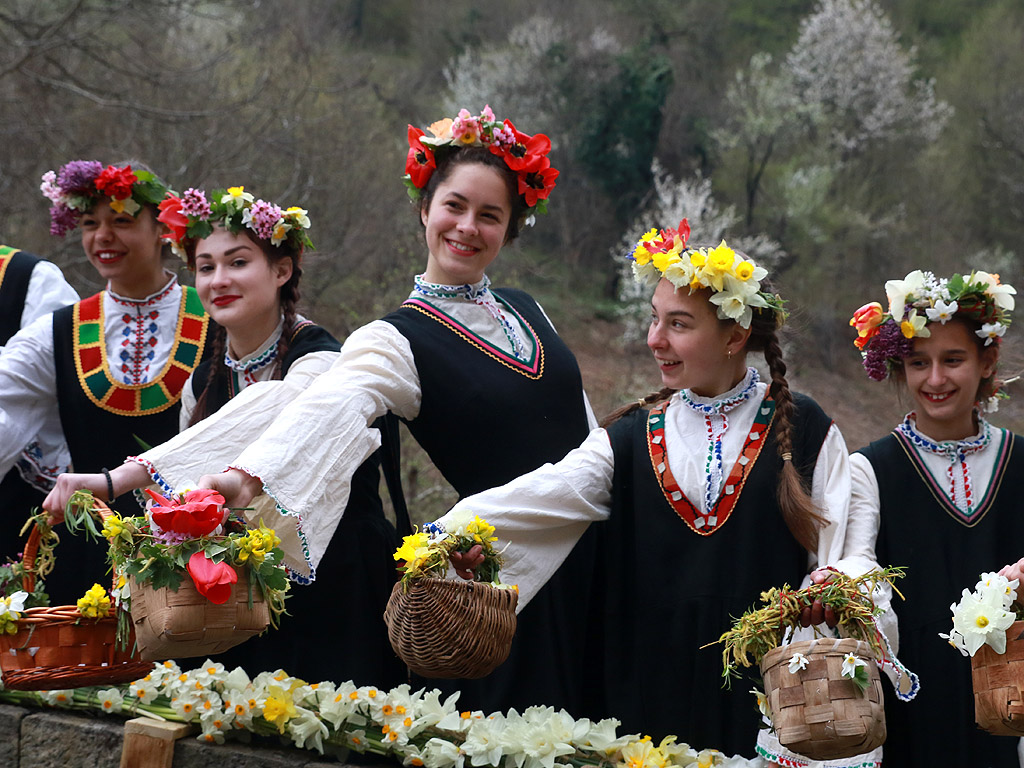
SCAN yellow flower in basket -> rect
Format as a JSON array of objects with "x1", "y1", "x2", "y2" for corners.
[{"x1": 77, "y1": 583, "x2": 112, "y2": 619}]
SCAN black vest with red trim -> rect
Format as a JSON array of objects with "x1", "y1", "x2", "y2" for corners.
[
  {"x1": 188, "y1": 322, "x2": 339, "y2": 413},
  {"x1": 859, "y1": 429, "x2": 1022, "y2": 768},
  {"x1": 381, "y1": 287, "x2": 590, "y2": 496},
  {"x1": 52, "y1": 287, "x2": 210, "y2": 480},
  {"x1": 0, "y1": 246, "x2": 39, "y2": 344},
  {"x1": 591, "y1": 392, "x2": 831, "y2": 754}
]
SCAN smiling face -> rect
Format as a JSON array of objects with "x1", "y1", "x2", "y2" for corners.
[
  {"x1": 420, "y1": 162, "x2": 512, "y2": 286},
  {"x1": 647, "y1": 278, "x2": 752, "y2": 397},
  {"x1": 79, "y1": 202, "x2": 166, "y2": 297},
  {"x1": 901, "y1": 319, "x2": 997, "y2": 440},
  {"x1": 193, "y1": 228, "x2": 291, "y2": 342}
]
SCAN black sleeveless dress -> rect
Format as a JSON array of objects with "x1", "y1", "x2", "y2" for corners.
[
  {"x1": 382, "y1": 287, "x2": 594, "y2": 714},
  {"x1": 860, "y1": 429, "x2": 1023, "y2": 768}
]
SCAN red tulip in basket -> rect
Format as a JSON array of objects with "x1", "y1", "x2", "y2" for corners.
[
  {"x1": 84, "y1": 487, "x2": 288, "y2": 661},
  {"x1": 384, "y1": 512, "x2": 518, "y2": 679},
  {"x1": 0, "y1": 501, "x2": 151, "y2": 690}
]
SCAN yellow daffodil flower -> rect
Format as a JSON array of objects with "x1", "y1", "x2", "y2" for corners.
[{"x1": 77, "y1": 583, "x2": 112, "y2": 619}]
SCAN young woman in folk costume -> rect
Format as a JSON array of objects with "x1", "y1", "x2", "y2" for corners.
[
  {"x1": 198, "y1": 106, "x2": 599, "y2": 711},
  {"x1": 849, "y1": 269, "x2": 1024, "y2": 768},
  {"x1": 434, "y1": 221, "x2": 892, "y2": 763},
  {"x1": 0, "y1": 161, "x2": 210, "y2": 602},
  {"x1": 0, "y1": 244, "x2": 79, "y2": 563},
  {"x1": 43, "y1": 188, "x2": 402, "y2": 688}
]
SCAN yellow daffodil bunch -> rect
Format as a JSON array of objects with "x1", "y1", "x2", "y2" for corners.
[
  {"x1": 628, "y1": 219, "x2": 782, "y2": 329},
  {"x1": 235, "y1": 521, "x2": 282, "y2": 566},
  {"x1": 393, "y1": 513, "x2": 507, "y2": 587},
  {"x1": 77, "y1": 583, "x2": 112, "y2": 619}
]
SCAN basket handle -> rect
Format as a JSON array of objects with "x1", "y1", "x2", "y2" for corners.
[{"x1": 20, "y1": 499, "x2": 115, "y2": 594}]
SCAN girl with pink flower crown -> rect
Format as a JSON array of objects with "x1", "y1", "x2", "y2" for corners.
[
  {"x1": 196, "y1": 107, "x2": 598, "y2": 713},
  {"x1": 849, "y1": 269, "x2": 1024, "y2": 767},
  {"x1": 0, "y1": 161, "x2": 211, "y2": 602},
  {"x1": 434, "y1": 223, "x2": 898, "y2": 765},
  {"x1": 43, "y1": 189, "x2": 403, "y2": 690}
]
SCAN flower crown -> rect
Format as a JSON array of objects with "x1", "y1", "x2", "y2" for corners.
[
  {"x1": 156, "y1": 187, "x2": 313, "y2": 264},
  {"x1": 40, "y1": 161, "x2": 170, "y2": 237},
  {"x1": 404, "y1": 105, "x2": 558, "y2": 221},
  {"x1": 627, "y1": 219, "x2": 783, "y2": 329},
  {"x1": 851, "y1": 269, "x2": 1017, "y2": 381}
]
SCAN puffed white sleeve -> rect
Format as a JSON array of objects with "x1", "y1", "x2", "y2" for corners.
[
  {"x1": 178, "y1": 373, "x2": 197, "y2": 432},
  {"x1": 0, "y1": 314, "x2": 61, "y2": 477},
  {"x1": 432, "y1": 427, "x2": 615, "y2": 611},
  {"x1": 20, "y1": 260, "x2": 79, "y2": 329},
  {"x1": 223, "y1": 321, "x2": 421, "y2": 579}
]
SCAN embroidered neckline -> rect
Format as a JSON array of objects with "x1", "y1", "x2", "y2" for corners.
[
  {"x1": 400, "y1": 296, "x2": 544, "y2": 379},
  {"x1": 107, "y1": 274, "x2": 179, "y2": 307},
  {"x1": 413, "y1": 274, "x2": 529, "y2": 361},
  {"x1": 647, "y1": 394, "x2": 776, "y2": 535},
  {"x1": 891, "y1": 420, "x2": 1009, "y2": 527},
  {"x1": 71, "y1": 287, "x2": 209, "y2": 415},
  {"x1": 224, "y1": 319, "x2": 283, "y2": 386},
  {"x1": 677, "y1": 368, "x2": 761, "y2": 514}
]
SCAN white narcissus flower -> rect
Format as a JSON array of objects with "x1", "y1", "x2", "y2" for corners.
[
  {"x1": 460, "y1": 714, "x2": 505, "y2": 767},
  {"x1": 977, "y1": 323, "x2": 1006, "y2": 346},
  {"x1": 788, "y1": 651, "x2": 810, "y2": 673},
  {"x1": 0, "y1": 590, "x2": 28, "y2": 616},
  {"x1": 925, "y1": 298, "x2": 958, "y2": 323},
  {"x1": 885, "y1": 269, "x2": 926, "y2": 321},
  {"x1": 841, "y1": 653, "x2": 867, "y2": 679},
  {"x1": 97, "y1": 687, "x2": 124, "y2": 715},
  {"x1": 288, "y1": 706, "x2": 329, "y2": 753},
  {"x1": 974, "y1": 270, "x2": 1017, "y2": 311},
  {"x1": 750, "y1": 688, "x2": 770, "y2": 718},
  {"x1": 976, "y1": 572, "x2": 1019, "y2": 609},
  {"x1": 951, "y1": 590, "x2": 1016, "y2": 655}
]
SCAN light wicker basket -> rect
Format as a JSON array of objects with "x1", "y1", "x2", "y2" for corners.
[
  {"x1": 383, "y1": 578, "x2": 517, "y2": 679},
  {"x1": 0, "y1": 501, "x2": 151, "y2": 690},
  {"x1": 760, "y1": 636, "x2": 886, "y2": 761},
  {"x1": 971, "y1": 620, "x2": 1024, "y2": 735},
  {"x1": 129, "y1": 568, "x2": 270, "y2": 661}
]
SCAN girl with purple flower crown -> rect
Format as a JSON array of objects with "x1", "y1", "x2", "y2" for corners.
[
  {"x1": 42, "y1": 188, "x2": 404, "y2": 690},
  {"x1": 0, "y1": 160, "x2": 211, "y2": 602},
  {"x1": 849, "y1": 269, "x2": 1024, "y2": 767}
]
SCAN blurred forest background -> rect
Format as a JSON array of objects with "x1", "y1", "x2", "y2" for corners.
[{"x1": 2, "y1": 0, "x2": 1023, "y2": 518}]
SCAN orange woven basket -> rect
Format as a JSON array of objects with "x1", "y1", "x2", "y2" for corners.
[
  {"x1": 971, "y1": 620, "x2": 1024, "y2": 735},
  {"x1": 383, "y1": 578, "x2": 517, "y2": 679},
  {"x1": 129, "y1": 569, "x2": 270, "y2": 661},
  {"x1": 760, "y1": 637, "x2": 886, "y2": 761},
  {"x1": 0, "y1": 501, "x2": 151, "y2": 690}
]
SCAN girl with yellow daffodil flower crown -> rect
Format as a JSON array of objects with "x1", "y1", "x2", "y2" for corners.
[
  {"x1": 432, "y1": 219, "x2": 884, "y2": 763},
  {"x1": 42, "y1": 186, "x2": 400, "y2": 691},
  {"x1": 849, "y1": 269, "x2": 1024, "y2": 768}
]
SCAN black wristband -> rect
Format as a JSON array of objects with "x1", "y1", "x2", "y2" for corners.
[{"x1": 101, "y1": 467, "x2": 116, "y2": 502}]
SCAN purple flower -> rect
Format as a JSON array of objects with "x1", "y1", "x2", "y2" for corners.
[
  {"x1": 180, "y1": 188, "x2": 212, "y2": 218},
  {"x1": 243, "y1": 199, "x2": 283, "y2": 240},
  {"x1": 49, "y1": 204, "x2": 81, "y2": 237},
  {"x1": 862, "y1": 319, "x2": 913, "y2": 381},
  {"x1": 56, "y1": 160, "x2": 103, "y2": 195}
]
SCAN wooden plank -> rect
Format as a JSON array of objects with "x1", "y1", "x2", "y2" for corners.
[{"x1": 120, "y1": 717, "x2": 192, "y2": 768}]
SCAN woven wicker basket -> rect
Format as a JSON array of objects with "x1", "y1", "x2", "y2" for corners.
[
  {"x1": 972, "y1": 620, "x2": 1024, "y2": 735},
  {"x1": 129, "y1": 568, "x2": 270, "y2": 661},
  {"x1": 760, "y1": 637, "x2": 886, "y2": 761},
  {"x1": 0, "y1": 501, "x2": 151, "y2": 690},
  {"x1": 383, "y1": 578, "x2": 518, "y2": 678}
]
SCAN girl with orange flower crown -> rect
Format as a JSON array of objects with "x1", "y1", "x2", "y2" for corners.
[
  {"x1": 433, "y1": 221, "x2": 897, "y2": 764},
  {"x1": 42, "y1": 189, "x2": 402, "y2": 690},
  {"x1": 0, "y1": 161, "x2": 211, "y2": 603},
  {"x1": 194, "y1": 107, "x2": 598, "y2": 711},
  {"x1": 849, "y1": 269, "x2": 1024, "y2": 767}
]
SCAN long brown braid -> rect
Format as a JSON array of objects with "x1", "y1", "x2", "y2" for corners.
[{"x1": 187, "y1": 229, "x2": 304, "y2": 426}]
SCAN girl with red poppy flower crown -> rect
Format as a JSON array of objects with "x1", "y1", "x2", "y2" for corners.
[
  {"x1": 196, "y1": 106, "x2": 598, "y2": 712},
  {"x1": 433, "y1": 223, "x2": 901, "y2": 765},
  {"x1": 848, "y1": 269, "x2": 1024, "y2": 768},
  {"x1": 43, "y1": 188, "x2": 402, "y2": 690},
  {"x1": 0, "y1": 160, "x2": 212, "y2": 603}
]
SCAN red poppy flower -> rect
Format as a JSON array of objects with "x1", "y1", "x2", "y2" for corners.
[
  {"x1": 144, "y1": 488, "x2": 226, "y2": 537},
  {"x1": 500, "y1": 121, "x2": 552, "y2": 172},
  {"x1": 94, "y1": 165, "x2": 138, "y2": 200},
  {"x1": 157, "y1": 196, "x2": 188, "y2": 245},
  {"x1": 518, "y1": 162, "x2": 559, "y2": 208},
  {"x1": 405, "y1": 125, "x2": 436, "y2": 189},
  {"x1": 186, "y1": 551, "x2": 237, "y2": 604}
]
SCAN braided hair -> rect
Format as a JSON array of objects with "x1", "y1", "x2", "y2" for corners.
[{"x1": 187, "y1": 229, "x2": 303, "y2": 426}]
